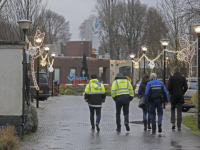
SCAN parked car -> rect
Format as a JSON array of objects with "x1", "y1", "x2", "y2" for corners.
[
  {"x1": 33, "y1": 72, "x2": 51, "y2": 100},
  {"x1": 182, "y1": 78, "x2": 196, "y2": 112},
  {"x1": 135, "y1": 81, "x2": 141, "y2": 96}
]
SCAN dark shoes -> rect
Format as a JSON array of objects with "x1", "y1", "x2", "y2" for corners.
[
  {"x1": 125, "y1": 124, "x2": 130, "y2": 131},
  {"x1": 172, "y1": 126, "x2": 175, "y2": 130},
  {"x1": 116, "y1": 128, "x2": 121, "y2": 132},
  {"x1": 178, "y1": 128, "x2": 181, "y2": 131},
  {"x1": 96, "y1": 124, "x2": 100, "y2": 132},
  {"x1": 152, "y1": 130, "x2": 156, "y2": 134},
  {"x1": 143, "y1": 120, "x2": 147, "y2": 131},
  {"x1": 91, "y1": 126, "x2": 95, "y2": 132},
  {"x1": 148, "y1": 118, "x2": 151, "y2": 130},
  {"x1": 158, "y1": 125, "x2": 162, "y2": 133}
]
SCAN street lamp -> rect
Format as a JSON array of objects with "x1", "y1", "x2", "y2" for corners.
[
  {"x1": 141, "y1": 45, "x2": 148, "y2": 74},
  {"x1": 17, "y1": 19, "x2": 32, "y2": 135},
  {"x1": 166, "y1": 56, "x2": 170, "y2": 79},
  {"x1": 192, "y1": 24, "x2": 200, "y2": 130},
  {"x1": 160, "y1": 39, "x2": 170, "y2": 86},
  {"x1": 129, "y1": 53, "x2": 136, "y2": 86},
  {"x1": 51, "y1": 52, "x2": 56, "y2": 97},
  {"x1": 44, "y1": 46, "x2": 50, "y2": 73}
]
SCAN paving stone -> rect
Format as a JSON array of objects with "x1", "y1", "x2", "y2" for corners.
[{"x1": 20, "y1": 96, "x2": 200, "y2": 150}]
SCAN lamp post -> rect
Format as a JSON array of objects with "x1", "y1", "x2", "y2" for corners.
[
  {"x1": 129, "y1": 53, "x2": 136, "y2": 86},
  {"x1": 35, "y1": 37, "x2": 42, "y2": 108},
  {"x1": 160, "y1": 39, "x2": 170, "y2": 86},
  {"x1": 192, "y1": 24, "x2": 200, "y2": 130},
  {"x1": 51, "y1": 52, "x2": 56, "y2": 97},
  {"x1": 17, "y1": 19, "x2": 32, "y2": 135},
  {"x1": 166, "y1": 56, "x2": 170, "y2": 79},
  {"x1": 141, "y1": 45, "x2": 148, "y2": 74},
  {"x1": 44, "y1": 46, "x2": 50, "y2": 73}
]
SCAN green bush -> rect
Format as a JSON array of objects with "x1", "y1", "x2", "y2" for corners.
[
  {"x1": 106, "y1": 90, "x2": 111, "y2": 96},
  {"x1": 65, "y1": 89, "x2": 72, "y2": 95},
  {"x1": 192, "y1": 90, "x2": 198, "y2": 109},
  {"x1": 71, "y1": 90, "x2": 76, "y2": 94},
  {"x1": 25, "y1": 104, "x2": 38, "y2": 132},
  {"x1": 59, "y1": 89, "x2": 65, "y2": 95},
  {"x1": 0, "y1": 144, "x2": 3, "y2": 150}
]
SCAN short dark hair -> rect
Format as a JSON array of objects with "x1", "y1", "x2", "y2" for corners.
[
  {"x1": 142, "y1": 74, "x2": 149, "y2": 82},
  {"x1": 174, "y1": 66, "x2": 180, "y2": 73},
  {"x1": 91, "y1": 74, "x2": 97, "y2": 79},
  {"x1": 116, "y1": 73, "x2": 123, "y2": 77}
]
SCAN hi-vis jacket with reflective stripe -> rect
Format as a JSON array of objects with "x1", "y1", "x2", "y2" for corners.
[
  {"x1": 84, "y1": 79, "x2": 106, "y2": 107},
  {"x1": 111, "y1": 76, "x2": 134, "y2": 103}
]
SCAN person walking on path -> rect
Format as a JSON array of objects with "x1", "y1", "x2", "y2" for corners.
[
  {"x1": 84, "y1": 74, "x2": 106, "y2": 132},
  {"x1": 138, "y1": 74, "x2": 151, "y2": 131},
  {"x1": 145, "y1": 73, "x2": 169, "y2": 134},
  {"x1": 111, "y1": 73, "x2": 134, "y2": 132},
  {"x1": 168, "y1": 66, "x2": 188, "y2": 131}
]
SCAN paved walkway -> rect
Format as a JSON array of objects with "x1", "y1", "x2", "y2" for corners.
[{"x1": 20, "y1": 96, "x2": 200, "y2": 150}]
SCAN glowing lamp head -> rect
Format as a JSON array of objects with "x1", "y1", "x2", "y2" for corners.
[
  {"x1": 192, "y1": 24, "x2": 200, "y2": 33},
  {"x1": 141, "y1": 45, "x2": 148, "y2": 52},
  {"x1": 129, "y1": 53, "x2": 136, "y2": 59},
  {"x1": 166, "y1": 56, "x2": 170, "y2": 60},
  {"x1": 160, "y1": 39, "x2": 170, "y2": 46},
  {"x1": 44, "y1": 47, "x2": 50, "y2": 51},
  {"x1": 51, "y1": 52, "x2": 56, "y2": 57}
]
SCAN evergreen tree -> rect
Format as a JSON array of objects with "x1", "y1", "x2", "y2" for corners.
[{"x1": 80, "y1": 53, "x2": 89, "y2": 80}]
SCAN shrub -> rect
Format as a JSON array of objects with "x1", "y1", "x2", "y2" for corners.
[
  {"x1": 59, "y1": 88, "x2": 65, "y2": 95},
  {"x1": 65, "y1": 89, "x2": 72, "y2": 95},
  {"x1": 106, "y1": 90, "x2": 111, "y2": 96},
  {"x1": 0, "y1": 125, "x2": 21, "y2": 150},
  {"x1": 71, "y1": 90, "x2": 76, "y2": 95},
  {"x1": 0, "y1": 144, "x2": 3, "y2": 150},
  {"x1": 25, "y1": 104, "x2": 38, "y2": 132},
  {"x1": 192, "y1": 90, "x2": 198, "y2": 109}
]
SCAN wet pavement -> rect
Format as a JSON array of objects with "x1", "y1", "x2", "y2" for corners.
[{"x1": 20, "y1": 96, "x2": 200, "y2": 150}]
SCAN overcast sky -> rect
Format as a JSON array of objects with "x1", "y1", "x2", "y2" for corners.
[{"x1": 47, "y1": 0, "x2": 157, "y2": 41}]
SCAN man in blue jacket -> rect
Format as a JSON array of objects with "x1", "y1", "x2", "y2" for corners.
[{"x1": 145, "y1": 73, "x2": 169, "y2": 134}]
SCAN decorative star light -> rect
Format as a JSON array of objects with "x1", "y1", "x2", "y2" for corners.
[
  {"x1": 48, "y1": 66, "x2": 54, "y2": 72},
  {"x1": 148, "y1": 61, "x2": 155, "y2": 69},
  {"x1": 40, "y1": 54, "x2": 48, "y2": 66}
]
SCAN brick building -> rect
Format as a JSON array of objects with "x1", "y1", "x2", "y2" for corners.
[{"x1": 50, "y1": 41, "x2": 110, "y2": 84}]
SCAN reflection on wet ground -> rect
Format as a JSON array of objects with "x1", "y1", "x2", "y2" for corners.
[{"x1": 20, "y1": 96, "x2": 200, "y2": 150}]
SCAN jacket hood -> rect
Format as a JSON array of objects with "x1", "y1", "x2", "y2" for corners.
[
  {"x1": 115, "y1": 76, "x2": 127, "y2": 80},
  {"x1": 89, "y1": 79, "x2": 102, "y2": 90}
]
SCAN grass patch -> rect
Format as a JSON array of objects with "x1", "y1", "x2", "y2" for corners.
[{"x1": 182, "y1": 114, "x2": 200, "y2": 134}]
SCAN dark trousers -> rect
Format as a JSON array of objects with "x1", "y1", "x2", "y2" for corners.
[
  {"x1": 171, "y1": 103, "x2": 182, "y2": 128},
  {"x1": 142, "y1": 104, "x2": 150, "y2": 121},
  {"x1": 149, "y1": 100, "x2": 163, "y2": 131},
  {"x1": 89, "y1": 106, "x2": 101, "y2": 128},
  {"x1": 115, "y1": 101, "x2": 130, "y2": 128}
]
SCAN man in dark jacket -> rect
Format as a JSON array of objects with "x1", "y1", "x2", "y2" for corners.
[
  {"x1": 84, "y1": 74, "x2": 106, "y2": 132},
  {"x1": 111, "y1": 73, "x2": 134, "y2": 132},
  {"x1": 168, "y1": 66, "x2": 188, "y2": 131}
]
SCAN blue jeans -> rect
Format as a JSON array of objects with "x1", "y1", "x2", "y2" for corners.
[
  {"x1": 142, "y1": 104, "x2": 150, "y2": 121},
  {"x1": 115, "y1": 101, "x2": 130, "y2": 128},
  {"x1": 149, "y1": 100, "x2": 163, "y2": 131},
  {"x1": 89, "y1": 106, "x2": 101, "y2": 128}
]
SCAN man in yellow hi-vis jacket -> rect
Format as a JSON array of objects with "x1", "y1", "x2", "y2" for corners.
[
  {"x1": 84, "y1": 74, "x2": 106, "y2": 132},
  {"x1": 111, "y1": 73, "x2": 134, "y2": 132}
]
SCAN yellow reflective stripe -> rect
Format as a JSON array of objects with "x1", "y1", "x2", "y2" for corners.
[{"x1": 115, "y1": 91, "x2": 129, "y2": 95}]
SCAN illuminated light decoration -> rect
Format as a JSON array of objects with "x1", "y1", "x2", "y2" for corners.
[
  {"x1": 134, "y1": 62, "x2": 139, "y2": 69},
  {"x1": 110, "y1": 60, "x2": 127, "y2": 64},
  {"x1": 48, "y1": 57, "x2": 54, "y2": 72},
  {"x1": 27, "y1": 30, "x2": 45, "y2": 90},
  {"x1": 178, "y1": 34, "x2": 197, "y2": 90},
  {"x1": 40, "y1": 54, "x2": 48, "y2": 66},
  {"x1": 148, "y1": 61, "x2": 155, "y2": 69}
]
